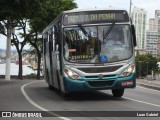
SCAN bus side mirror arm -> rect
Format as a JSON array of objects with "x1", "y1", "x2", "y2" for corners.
[{"x1": 131, "y1": 25, "x2": 137, "y2": 47}]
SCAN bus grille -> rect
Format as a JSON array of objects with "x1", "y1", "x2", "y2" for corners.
[
  {"x1": 87, "y1": 80, "x2": 114, "y2": 87},
  {"x1": 84, "y1": 74, "x2": 117, "y2": 79},
  {"x1": 78, "y1": 65, "x2": 122, "y2": 73}
]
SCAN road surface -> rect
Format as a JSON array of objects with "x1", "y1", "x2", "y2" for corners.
[{"x1": 0, "y1": 80, "x2": 160, "y2": 120}]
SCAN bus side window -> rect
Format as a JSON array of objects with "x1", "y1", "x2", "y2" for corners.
[
  {"x1": 54, "y1": 25, "x2": 59, "y2": 49},
  {"x1": 49, "y1": 28, "x2": 53, "y2": 52},
  {"x1": 43, "y1": 33, "x2": 48, "y2": 56},
  {"x1": 48, "y1": 29, "x2": 53, "y2": 65}
]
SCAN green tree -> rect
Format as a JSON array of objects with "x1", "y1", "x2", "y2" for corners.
[
  {"x1": 11, "y1": 20, "x2": 30, "y2": 79},
  {"x1": 27, "y1": 0, "x2": 77, "y2": 79},
  {"x1": 0, "y1": 0, "x2": 28, "y2": 79},
  {"x1": 136, "y1": 54, "x2": 158, "y2": 78},
  {"x1": 0, "y1": 0, "x2": 77, "y2": 79},
  {"x1": 0, "y1": 0, "x2": 44, "y2": 79}
]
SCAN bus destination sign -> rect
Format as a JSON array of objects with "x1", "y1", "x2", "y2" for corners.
[{"x1": 63, "y1": 10, "x2": 129, "y2": 25}]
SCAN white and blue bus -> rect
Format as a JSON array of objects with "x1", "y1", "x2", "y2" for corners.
[{"x1": 42, "y1": 9, "x2": 136, "y2": 97}]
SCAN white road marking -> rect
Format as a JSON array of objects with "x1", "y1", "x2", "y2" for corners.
[
  {"x1": 21, "y1": 81, "x2": 71, "y2": 120},
  {"x1": 102, "y1": 90, "x2": 160, "y2": 108},
  {"x1": 123, "y1": 96, "x2": 160, "y2": 108},
  {"x1": 137, "y1": 85, "x2": 160, "y2": 93}
]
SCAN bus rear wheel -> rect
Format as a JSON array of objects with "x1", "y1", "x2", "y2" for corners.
[{"x1": 112, "y1": 88, "x2": 124, "y2": 97}]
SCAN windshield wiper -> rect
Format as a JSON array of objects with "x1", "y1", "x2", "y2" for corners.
[
  {"x1": 78, "y1": 24, "x2": 91, "y2": 38},
  {"x1": 104, "y1": 23, "x2": 115, "y2": 39}
]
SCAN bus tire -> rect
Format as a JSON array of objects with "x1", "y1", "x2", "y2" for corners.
[{"x1": 112, "y1": 88, "x2": 124, "y2": 97}]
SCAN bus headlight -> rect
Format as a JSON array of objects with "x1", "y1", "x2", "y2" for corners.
[
  {"x1": 120, "y1": 64, "x2": 135, "y2": 77},
  {"x1": 64, "y1": 68, "x2": 82, "y2": 80}
]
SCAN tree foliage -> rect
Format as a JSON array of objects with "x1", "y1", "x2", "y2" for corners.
[
  {"x1": 29, "y1": 0, "x2": 77, "y2": 32},
  {"x1": 27, "y1": 0, "x2": 77, "y2": 79},
  {"x1": 136, "y1": 54, "x2": 158, "y2": 78},
  {"x1": 0, "y1": 0, "x2": 77, "y2": 79},
  {"x1": 0, "y1": 0, "x2": 43, "y2": 20}
]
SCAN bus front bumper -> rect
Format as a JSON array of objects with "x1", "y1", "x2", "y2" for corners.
[{"x1": 63, "y1": 73, "x2": 136, "y2": 93}]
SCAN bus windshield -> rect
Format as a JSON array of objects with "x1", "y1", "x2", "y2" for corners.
[{"x1": 63, "y1": 24, "x2": 132, "y2": 63}]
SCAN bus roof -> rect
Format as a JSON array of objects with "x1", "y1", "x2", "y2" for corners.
[{"x1": 62, "y1": 8, "x2": 128, "y2": 14}]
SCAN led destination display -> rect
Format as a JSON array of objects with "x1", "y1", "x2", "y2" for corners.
[{"x1": 63, "y1": 10, "x2": 129, "y2": 25}]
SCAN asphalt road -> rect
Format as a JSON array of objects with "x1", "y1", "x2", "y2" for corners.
[{"x1": 0, "y1": 80, "x2": 160, "y2": 120}]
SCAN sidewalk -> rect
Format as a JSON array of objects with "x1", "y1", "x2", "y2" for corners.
[{"x1": 136, "y1": 79, "x2": 160, "y2": 90}]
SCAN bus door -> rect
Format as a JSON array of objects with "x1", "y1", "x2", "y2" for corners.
[{"x1": 51, "y1": 26, "x2": 59, "y2": 89}]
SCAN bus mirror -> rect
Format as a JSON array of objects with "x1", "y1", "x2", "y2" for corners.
[
  {"x1": 56, "y1": 44, "x2": 59, "y2": 55},
  {"x1": 131, "y1": 25, "x2": 137, "y2": 47},
  {"x1": 56, "y1": 44, "x2": 59, "y2": 51}
]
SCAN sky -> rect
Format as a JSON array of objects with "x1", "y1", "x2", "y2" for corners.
[{"x1": 0, "y1": 0, "x2": 160, "y2": 50}]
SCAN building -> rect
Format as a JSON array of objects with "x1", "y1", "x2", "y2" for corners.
[
  {"x1": 132, "y1": 7, "x2": 147, "y2": 50},
  {"x1": 155, "y1": 10, "x2": 160, "y2": 30},
  {"x1": 155, "y1": 10, "x2": 160, "y2": 57},
  {"x1": 149, "y1": 18, "x2": 155, "y2": 31},
  {"x1": 146, "y1": 30, "x2": 158, "y2": 57},
  {"x1": 135, "y1": 48, "x2": 148, "y2": 56}
]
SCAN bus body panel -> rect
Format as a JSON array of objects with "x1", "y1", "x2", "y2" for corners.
[
  {"x1": 45, "y1": 42, "x2": 52, "y2": 84},
  {"x1": 51, "y1": 52, "x2": 59, "y2": 89}
]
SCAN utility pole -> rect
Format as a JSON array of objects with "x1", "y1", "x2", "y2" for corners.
[
  {"x1": 146, "y1": 62, "x2": 149, "y2": 78},
  {"x1": 138, "y1": 61, "x2": 142, "y2": 78},
  {"x1": 146, "y1": 62, "x2": 149, "y2": 77},
  {"x1": 129, "y1": 0, "x2": 132, "y2": 17}
]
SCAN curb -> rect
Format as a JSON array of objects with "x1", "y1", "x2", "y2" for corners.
[{"x1": 137, "y1": 82, "x2": 160, "y2": 91}]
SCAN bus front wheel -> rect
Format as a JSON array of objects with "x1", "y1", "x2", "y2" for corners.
[{"x1": 112, "y1": 88, "x2": 124, "y2": 97}]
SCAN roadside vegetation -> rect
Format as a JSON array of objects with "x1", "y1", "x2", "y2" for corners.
[{"x1": 136, "y1": 54, "x2": 160, "y2": 78}]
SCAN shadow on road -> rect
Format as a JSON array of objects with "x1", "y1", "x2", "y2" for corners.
[
  {"x1": 63, "y1": 91, "x2": 125, "y2": 101},
  {"x1": 27, "y1": 84, "x2": 126, "y2": 102}
]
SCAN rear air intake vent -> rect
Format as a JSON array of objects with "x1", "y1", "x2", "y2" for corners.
[{"x1": 87, "y1": 80, "x2": 114, "y2": 87}]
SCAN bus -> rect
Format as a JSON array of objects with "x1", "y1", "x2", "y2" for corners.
[{"x1": 42, "y1": 9, "x2": 136, "y2": 97}]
